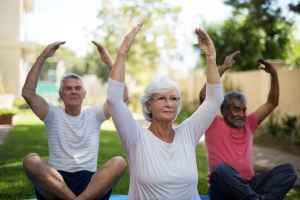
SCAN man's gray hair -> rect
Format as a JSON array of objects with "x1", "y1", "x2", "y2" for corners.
[
  {"x1": 140, "y1": 76, "x2": 182, "y2": 122},
  {"x1": 221, "y1": 91, "x2": 246, "y2": 114},
  {"x1": 59, "y1": 73, "x2": 83, "y2": 92}
]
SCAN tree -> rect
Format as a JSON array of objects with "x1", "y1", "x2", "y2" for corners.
[
  {"x1": 202, "y1": 0, "x2": 297, "y2": 71},
  {"x1": 289, "y1": 1, "x2": 300, "y2": 13},
  {"x1": 83, "y1": 0, "x2": 181, "y2": 84}
]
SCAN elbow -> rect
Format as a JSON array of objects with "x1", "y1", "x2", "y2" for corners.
[
  {"x1": 22, "y1": 87, "x2": 34, "y2": 101},
  {"x1": 273, "y1": 100, "x2": 279, "y2": 108}
]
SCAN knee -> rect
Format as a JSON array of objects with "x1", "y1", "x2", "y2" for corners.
[
  {"x1": 212, "y1": 163, "x2": 234, "y2": 177},
  {"x1": 110, "y1": 156, "x2": 127, "y2": 172},
  {"x1": 23, "y1": 153, "x2": 41, "y2": 171},
  {"x1": 279, "y1": 163, "x2": 298, "y2": 182}
]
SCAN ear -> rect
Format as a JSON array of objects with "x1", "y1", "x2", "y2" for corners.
[
  {"x1": 83, "y1": 89, "x2": 87, "y2": 98},
  {"x1": 59, "y1": 90, "x2": 63, "y2": 99},
  {"x1": 146, "y1": 101, "x2": 152, "y2": 113}
]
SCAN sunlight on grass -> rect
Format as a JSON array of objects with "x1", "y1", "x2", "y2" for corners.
[{"x1": 0, "y1": 160, "x2": 22, "y2": 168}]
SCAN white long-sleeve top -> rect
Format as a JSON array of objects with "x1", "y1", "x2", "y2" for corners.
[{"x1": 107, "y1": 79, "x2": 223, "y2": 200}]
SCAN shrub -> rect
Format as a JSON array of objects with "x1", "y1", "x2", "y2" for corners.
[
  {"x1": 0, "y1": 108, "x2": 18, "y2": 116},
  {"x1": 258, "y1": 114, "x2": 300, "y2": 145},
  {"x1": 13, "y1": 97, "x2": 29, "y2": 109}
]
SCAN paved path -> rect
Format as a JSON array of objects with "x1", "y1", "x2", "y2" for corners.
[
  {"x1": 253, "y1": 145, "x2": 300, "y2": 186},
  {"x1": 0, "y1": 125, "x2": 12, "y2": 144}
]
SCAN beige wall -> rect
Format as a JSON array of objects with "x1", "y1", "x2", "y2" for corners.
[
  {"x1": 175, "y1": 68, "x2": 300, "y2": 117},
  {"x1": 0, "y1": 0, "x2": 32, "y2": 96}
]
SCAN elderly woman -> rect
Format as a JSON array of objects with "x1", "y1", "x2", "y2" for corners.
[{"x1": 103, "y1": 23, "x2": 223, "y2": 200}]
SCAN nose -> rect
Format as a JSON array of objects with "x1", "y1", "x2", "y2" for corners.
[
  {"x1": 70, "y1": 88, "x2": 78, "y2": 94},
  {"x1": 236, "y1": 110, "x2": 245, "y2": 117}
]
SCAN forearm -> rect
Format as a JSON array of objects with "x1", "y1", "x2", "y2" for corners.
[
  {"x1": 267, "y1": 71, "x2": 279, "y2": 106},
  {"x1": 22, "y1": 55, "x2": 46, "y2": 97},
  {"x1": 110, "y1": 51, "x2": 126, "y2": 82},
  {"x1": 206, "y1": 55, "x2": 220, "y2": 84},
  {"x1": 107, "y1": 79, "x2": 139, "y2": 147},
  {"x1": 199, "y1": 65, "x2": 225, "y2": 103}
]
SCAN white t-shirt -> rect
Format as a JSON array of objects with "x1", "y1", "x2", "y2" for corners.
[
  {"x1": 107, "y1": 79, "x2": 223, "y2": 200},
  {"x1": 44, "y1": 105, "x2": 106, "y2": 172}
]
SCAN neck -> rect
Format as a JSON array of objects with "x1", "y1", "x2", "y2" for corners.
[
  {"x1": 65, "y1": 106, "x2": 81, "y2": 116},
  {"x1": 149, "y1": 119, "x2": 174, "y2": 143}
]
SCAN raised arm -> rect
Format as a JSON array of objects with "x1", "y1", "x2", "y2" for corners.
[
  {"x1": 92, "y1": 41, "x2": 114, "y2": 118},
  {"x1": 110, "y1": 22, "x2": 143, "y2": 82},
  {"x1": 183, "y1": 29, "x2": 223, "y2": 145},
  {"x1": 254, "y1": 59, "x2": 279, "y2": 124},
  {"x1": 92, "y1": 41, "x2": 130, "y2": 118},
  {"x1": 199, "y1": 50, "x2": 240, "y2": 103},
  {"x1": 106, "y1": 23, "x2": 144, "y2": 148},
  {"x1": 22, "y1": 41, "x2": 65, "y2": 120},
  {"x1": 195, "y1": 28, "x2": 219, "y2": 84},
  {"x1": 92, "y1": 41, "x2": 113, "y2": 69}
]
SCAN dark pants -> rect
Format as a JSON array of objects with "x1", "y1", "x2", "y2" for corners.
[
  {"x1": 35, "y1": 170, "x2": 112, "y2": 200},
  {"x1": 209, "y1": 163, "x2": 297, "y2": 200}
]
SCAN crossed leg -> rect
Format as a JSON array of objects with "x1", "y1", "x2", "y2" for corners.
[
  {"x1": 75, "y1": 156, "x2": 127, "y2": 200},
  {"x1": 23, "y1": 153, "x2": 127, "y2": 200},
  {"x1": 23, "y1": 153, "x2": 76, "y2": 200}
]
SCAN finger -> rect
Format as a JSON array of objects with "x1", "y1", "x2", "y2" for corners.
[
  {"x1": 92, "y1": 41, "x2": 105, "y2": 51},
  {"x1": 257, "y1": 59, "x2": 268, "y2": 65},
  {"x1": 259, "y1": 66, "x2": 267, "y2": 72},
  {"x1": 53, "y1": 41, "x2": 66, "y2": 47},
  {"x1": 51, "y1": 41, "x2": 65, "y2": 51},
  {"x1": 91, "y1": 41, "x2": 99, "y2": 47},
  {"x1": 129, "y1": 21, "x2": 144, "y2": 37},
  {"x1": 229, "y1": 50, "x2": 240, "y2": 58}
]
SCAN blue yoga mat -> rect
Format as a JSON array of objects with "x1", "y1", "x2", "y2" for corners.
[{"x1": 109, "y1": 195, "x2": 210, "y2": 200}]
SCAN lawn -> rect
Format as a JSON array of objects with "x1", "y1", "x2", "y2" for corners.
[{"x1": 0, "y1": 112, "x2": 299, "y2": 199}]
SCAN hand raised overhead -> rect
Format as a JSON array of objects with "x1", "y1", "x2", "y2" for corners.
[
  {"x1": 221, "y1": 50, "x2": 240, "y2": 72},
  {"x1": 195, "y1": 28, "x2": 216, "y2": 59},
  {"x1": 258, "y1": 59, "x2": 276, "y2": 75},
  {"x1": 118, "y1": 21, "x2": 144, "y2": 55},
  {"x1": 92, "y1": 41, "x2": 113, "y2": 69},
  {"x1": 40, "y1": 41, "x2": 65, "y2": 59}
]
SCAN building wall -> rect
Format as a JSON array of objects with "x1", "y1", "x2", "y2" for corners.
[
  {"x1": 0, "y1": 0, "x2": 32, "y2": 96},
  {"x1": 176, "y1": 68, "x2": 300, "y2": 117}
]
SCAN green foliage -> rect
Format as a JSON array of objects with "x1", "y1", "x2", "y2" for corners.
[
  {"x1": 258, "y1": 113, "x2": 300, "y2": 145},
  {"x1": 13, "y1": 97, "x2": 29, "y2": 110},
  {"x1": 289, "y1": 1, "x2": 300, "y2": 13},
  {"x1": 0, "y1": 108, "x2": 18, "y2": 116},
  {"x1": 289, "y1": 39, "x2": 300, "y2": 68},
  {"x1": 83, "y1": 0, "x2": 181, "y2": 85},
  {"x1": 203, "y1": 0, "x2": 296, "y2": 71}
]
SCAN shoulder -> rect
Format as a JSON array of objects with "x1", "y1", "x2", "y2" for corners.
[
  {"x1": 246, "y1": 112, "x2": 258, "y2": 132},
  {"x1": 44, "y1": 104, "x2": 63, "y2": 123},
  {"x1": 205, "y1": 115, "x2": 223, "y2": 132}
]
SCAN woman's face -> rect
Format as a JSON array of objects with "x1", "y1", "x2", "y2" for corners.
[{"x1": 147, "y1": 89, "x2": 180, "y2": 122}]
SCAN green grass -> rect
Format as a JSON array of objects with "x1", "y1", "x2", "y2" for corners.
[{"x1": 0, "y1": 112, "x2": 299, "y2": 199}]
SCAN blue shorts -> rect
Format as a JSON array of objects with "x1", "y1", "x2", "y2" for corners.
[{"x1": 35, "y1": 170, "x2": 112, "y2": 200}]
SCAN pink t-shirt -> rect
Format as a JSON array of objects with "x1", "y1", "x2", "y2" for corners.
[{"x1": 205, "y1": 113, "x2": 258, "y2": 181}]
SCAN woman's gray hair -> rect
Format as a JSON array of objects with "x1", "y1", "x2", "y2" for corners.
[{"x1": 140, "y1": 76, "x2": 182, "y2": 122}]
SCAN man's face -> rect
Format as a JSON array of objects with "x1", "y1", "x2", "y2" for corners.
[
  {"x1": 223, "y1": 98, "x2": 247, "y2": 128},
  {"x1": 59, "y1": 78, "x2": 86, "y2": 108}
]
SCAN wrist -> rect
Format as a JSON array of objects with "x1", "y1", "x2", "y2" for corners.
[
  {"x1": 218, "y1": 66, "x2": 225, "y2": 75},
  {"x1": 206, "y1": 54, "x2": 216, "y2": 61},
  {"x1": 37, "y1": 54, "x2": 48, "y2": 61}
]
